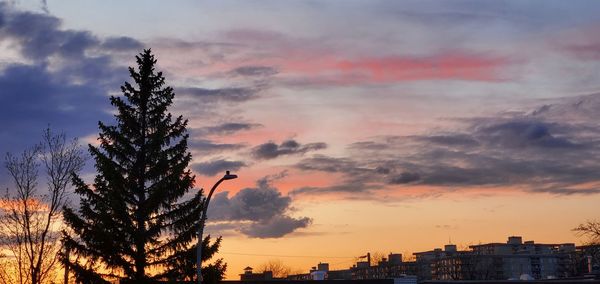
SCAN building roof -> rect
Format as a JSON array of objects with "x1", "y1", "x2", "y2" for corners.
[{"x1": 469, "y1": 242, "x2": 574, "y2": 248}]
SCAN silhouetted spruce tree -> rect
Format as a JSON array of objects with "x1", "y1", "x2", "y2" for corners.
[{"x1": 61, "y1": 49, "x2": 226, "y2": 283}]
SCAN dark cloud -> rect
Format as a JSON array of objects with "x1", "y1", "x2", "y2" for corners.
[
  {"x1": 2, "y1": 8, "x2": 65, "y2": 59},
  {"x1": 532, "y1": 187, "x2": 600, "y2": 195},
  {"x1": 211, "y1": 187, "x2": 291, "y2": 222},
  {"x1": 0, "y1": 4, "x2": 146, "y2": 189},
  {"x1": 417, "y1": 134, "x2": 479, "y2": 147},
  {"x1": 208, "y1": 178, "x2": 311, "y2": 238},
  {"x1": 0, "y1": 64, "x2": 108, "y2": 138},
  {"x1": 196, "y1": 122, "x2": 262, "y2": 136},
  {"x1": 240, "y1": 216, "x2": 311, "y2": 238},
  {"x1": 292, "y1": 154, "x2": 389, "y2": 197},
  {"x1": 0, "y1": 4, "x2": 142, "y2": 144},
  {"x1": 189, "y1": 139, "x2": 246, "y2": 154},
  {"x1": 474, "y1": 120, "x2": 580, "y2": 149},
  {"x1": 177, "y1": 86, "x2": 260, "y2": 103},
  {"x1": 296, "y1": 155, "x2": 359, "y2": 173},
  {"x1": 291, "y1": 183, "x2": 379, "y2": 196},
  {"x1": 252, "y1": 140, "x2": 327, "y2": 160},
  {"x1": 0, "y1": 5, "x2": 141, "y2": 61},
  {"x1": 292, "y1": 94, "x2": 600, "y2": 196},
  {"x1": 204, "y1": 222, "x2": 242, "y2": 238},
  {"x1": 256, "y1": 170, "x2": 289, "y2": 187},
  {"x1": 229, "y1": 66, "x2": 278, "y2": 77},
  {"x1": 192, "y1": 159, "x2": 246, "y2": 176},
  {"x1": 348, "y1": 141, "x2": 391, "y2": 151},
  {"x1": 101, "y1": 36, "x2": 144, "y2": 51},
  {"x1": 389, "y1": 172, "x2": 421, "y2": 184}
]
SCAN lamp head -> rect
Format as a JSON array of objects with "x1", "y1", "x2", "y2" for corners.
[{"x1": 224, "y1": 170, "x2": 238, "y2": 180}]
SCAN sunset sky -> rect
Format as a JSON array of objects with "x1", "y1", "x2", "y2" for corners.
[{"x1": 2, "y1": 0, "x2": 600, "y2": 279}]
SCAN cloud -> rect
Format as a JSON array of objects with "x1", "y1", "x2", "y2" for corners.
[
  {"x1": 0, "y1": 3, "x2": 144, "y2": 162},
  {"x1": 534, "y1": 187, "x2": 600, "y2": 195},
  {"x1": 101, "y1": 36, "x2": 144, "y2": 51},
  {"x1": 334, "y1": 53, "x2": 511, "y2": 83},
  {"x1": 257, "y1": 170, "x2": 289, "y2": 186},
  {"x1": 291, "y1": 154, "x2": 396, "y2": 197},
  {"x1": 415, "y1": 134, "x2": 480, "y2": 147},
  {"x1": 291, "y1": 183, "x2": 379, "y2": 196},
  {"x1": 291, "y1": 154, "x2": 387, "y2": 196},
  {"x1": 474, "y1": 120, "x2": 581, "y2": 149},
  {"x1": 229, "y1": 66, "x2": 278, "y2": 77},
  {"x1": 0, "y1": 5, "x2": 141, "y2": 61},
  {"x1": 157, "y1": 26, "x2": 517, "y2": 90},
  {"x1": 196, "y1": 122, "x2": 262, "y2": 136},
  {"x1": 295, "y1": 155, "x2": 359, "y2": 173},
  {"x1": 564, "y1": 42, "x2": 600, "y2": 61},
  {"x1": 292, "y1": 93, "x2": 600, "y2": 196},
  {"x1": 251, "y1": 140, "x2": 327, "y2": 160},
  {"x1": 189, "y1": 139, "x2": 246, "y2": 154},
  {"x1": 268, "y1": 52, "x2": 513, "y2": 89},
  {"x1": 0, "y1": 4, "x2": 148, "y2": 190},
  {"x1": 177, "y1": 86, "x2": 260, "y2": 103},
  {"x1": 208, "y1": 178, "x2": 311, "y2": 238},
  {"x1": 389, "y1": 172, "x2": 421, "y2": 184},
  {"x1": 0, "y1": 64, "x2": 108, "y2": 140},
  {"x1": 240, "y1": 216, "x2": 311, "y2": 238},
  {"x1": 210, "y1": 187, "x2": 290, "y2": 222},
  {"x1": 192, "y1": 159, "x2": 246, "y2": 176}
]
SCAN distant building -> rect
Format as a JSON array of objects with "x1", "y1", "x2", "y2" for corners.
[
  {"x1": 287, "y1": 254, "x2": 416, "y2": 281},
  {"x1": 414, "y1": 236, "x2": 578, "y2": 281},
  {"x1": 241, "y1": 236, "x2": 599, "y2": 283},
  {"x1": 352, "y1": 253, "x2": 416, "y2": 280},
  {"x1": 414, "y1": 246, "x2": 454, "y2": 279},
  {"x1": 240, "y1": 266, "x2": 273, "y2": 281},
  {"x1": 575, "y1": 244, "x2": 600, "y2": 275}
]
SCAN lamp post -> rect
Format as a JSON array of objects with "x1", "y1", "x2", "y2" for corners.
[{"x1": 197, "y1": 171, "x2": 238, "y2": 284}]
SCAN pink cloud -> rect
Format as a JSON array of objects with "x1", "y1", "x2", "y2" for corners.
[
  {"x1": 155, "y1": 30, "x2": 513, "y2": 87},
  {"x1": 564, "y1": 43, "x2": 600, "y2": 60},
  {"x1": 334, "y1": 53, "x2": 509, "y2": 82},
  {"x1": 549, "y1": 24, "x2": 600, "y2": 60},
  {"x1": 251, "y1": 52, "x2": 511, "y2": 85}
]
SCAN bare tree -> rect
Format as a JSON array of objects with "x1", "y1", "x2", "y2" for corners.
[
  {"x1": 0, "y1": 129, "x2": 84, "y2": 284},
  {"x1": 370, "y1": 251, "x2": 386, "y2": 265},
  {"x1": 257, "y1": 259, "x2": 293, "y2": 278},
  {"x1": 574, "y1": 220, "x2": 600, "y2": 244}
]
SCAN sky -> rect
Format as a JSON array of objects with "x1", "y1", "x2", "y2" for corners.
[{"x1": 2, "y1": 0, "x2": 600, "y2": 279}]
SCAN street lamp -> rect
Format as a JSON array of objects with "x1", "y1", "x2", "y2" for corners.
[{"x1": 197, "y1": 171, "x2": 238, "y2": 284}]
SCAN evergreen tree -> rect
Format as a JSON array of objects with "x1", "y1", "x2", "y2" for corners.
[{"x1": 62, "y1": 49, "x2": 226, "y2": 283}]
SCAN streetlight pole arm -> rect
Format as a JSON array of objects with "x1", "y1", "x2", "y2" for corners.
[
  {"x1": 197, "y1": 171, "x2": 237, "y2": 284},
  {"x1": 201, "y1": 177, "x2": 225, "y2": 220}
]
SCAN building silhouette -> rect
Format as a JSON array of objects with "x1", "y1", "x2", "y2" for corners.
[
  {"x1": 240, "y1": 267, "x2": 274, "y2": 281},
  {"x1": 245, "y1": 236, "x2": 600, "y2": 282},
  {"x1": 413, "y1": 236, "x2": 588, "y2": 281}
]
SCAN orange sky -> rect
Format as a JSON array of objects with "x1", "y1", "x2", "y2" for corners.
[{"x1": 209, "y1": 190, "x2": 600, "y2": 279}]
